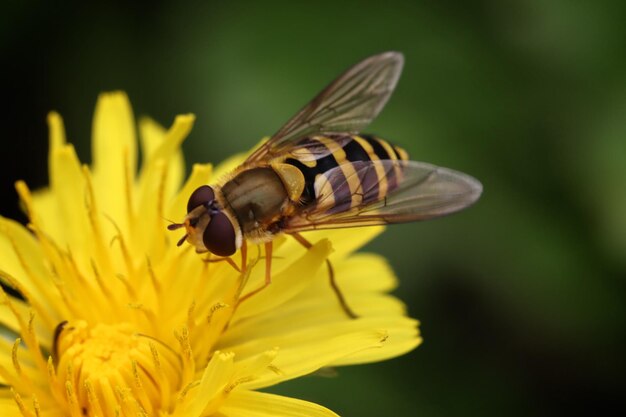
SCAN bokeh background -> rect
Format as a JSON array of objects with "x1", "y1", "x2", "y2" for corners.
[{"x1": 2, "y1": 1, "x2": 625, "y2": 416}]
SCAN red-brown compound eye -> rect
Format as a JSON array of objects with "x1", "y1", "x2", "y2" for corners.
[
  {"x1": 187, "y1": 185, "x2": 215, "y2": 213},
  {"x1": 202, "y1": 212, "x2": 236, "y2": 257}
]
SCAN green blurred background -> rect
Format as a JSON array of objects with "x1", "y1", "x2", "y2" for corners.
[{"x1": 2, "y1": 0, "x2": 625, "y2": 416}]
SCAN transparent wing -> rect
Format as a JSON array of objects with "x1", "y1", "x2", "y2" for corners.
[
  {"x1": 285, "y1": 160, "x2": 482, "y2": 231},
  {"x1": 245, "y1": 51, "x2": 404, "y2": 163}
]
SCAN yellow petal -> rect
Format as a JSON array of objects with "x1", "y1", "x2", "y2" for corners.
[
  {"x1": 133, "y1": 159, "x2": 169, "y2": 258},
  {"x1": 28, "y1": 189, "x2": 61, "y2": 239},
  {"x1": 222, "y1": 324, "x2": 389, "y2": 389},
  {"x1": 139, "y1": 117, "x2": 185, "y2": 201},
  {"x1": 142, "y1": 114, "x2": 194, "y2": 164},
  {"x1": 47, "y1": 111, "x2": 66, "y2": 168},
  {"x1": 48, "y1": 143, "x2": 89, "y2": 250},
  {"x1": 239, "y1": 251, "x2": 400, "y2": 323},
  {"x1": 0, "y1": 306, "x2": 19, "y2": 338},
  {"x1": 330, "y1": 323, "x2": 422, "y2": 365},
  {"x1": 302, "y1": 253, "x2": 398, "y2": 297},
  {"x1": 306, "y1": 226, "x2": 385, "y2": 260},
  {"x1": 225, "y1": 294, "x2": 408, "y2": 345},
  {"x1": 212, "y1": 153, "x2": 246, "y2": 181},
  {"x1": 233, "y1": 239, "x2": 332, "y2": 320},
  {"x1": 0, "y1": 217, "x2": 61, "y2": 325},
  {"x1": 26, "y1": 113, "x2": 67, "y2": 241},
  {"x1": 231, "y1": 349, "x2": 278, "y2": 382},
  {"x1": 276, "y1": 227, "x2": 384, "y2": 265},
  {"x1": 179, "y1": 351, "x2": 235, "y2": 417},
  {"x1": 0, "y1": 339, "x2": 44, "y2": 385},
  {"x1": 0, "y1": 397, "x2": 21, "y2": 416},
  {"x1": 0, "y1": 295, "x2": 53, "y2": 351},
  {"x1": 91, "y1": 92, "x2": 137, "y2": 237},
  {"x1": 220, "y1": 390, "x2": 338, "y2": 417},
  {"x1": 166, "y1": 163, "x2": 212, "y2": 223},
  {"x1": 138, "y1": 116, "x2": 166, "y2": 159},
  {"x1": 131, "y1": 115, "x2": 195, "y2": 257}
]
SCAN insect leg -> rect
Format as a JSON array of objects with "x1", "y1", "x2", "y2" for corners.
[
  {"x1": 290, "y1": 232, "x2": 358, "y2": 319},
  {"x1": 264, "y1": 241, "x2": 273, "y2": 287},
  {"x1": 203, "y1": 254, "x2": 241, "y2": 272},
  {"x1": 238, "y1": 242, "x2": 274, "y2": 303},
  {"x1": 241, "y1": 240, "x2": 248, "y2": 272}
]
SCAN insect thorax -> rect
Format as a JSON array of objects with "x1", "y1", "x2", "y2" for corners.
[{"x1": 220, "y1": 167, "x2": 290, "y2": 236}]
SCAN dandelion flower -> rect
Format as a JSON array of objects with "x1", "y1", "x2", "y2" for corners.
[{"x1": 0, "y1": 92, "x2": 421, "y2": 417}]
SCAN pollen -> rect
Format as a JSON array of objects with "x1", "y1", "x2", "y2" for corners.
[{"x1": 53, "y1": 320, "x2": 180, "y2": 416}]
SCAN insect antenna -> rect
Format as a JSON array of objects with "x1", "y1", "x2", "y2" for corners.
[
  {"x1": 167, "y1": 223, "x2": 184, "y2": 231},
  {"x1": 176, "y1": 233, "x2": 188, "y2": 246},
  {"x1": 164, "y1": 217, "x2": 188, "y2": 246}
]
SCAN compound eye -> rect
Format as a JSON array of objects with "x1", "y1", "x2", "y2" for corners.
[
  {"x1": 187, "y1": 185, "x2": 214, "y2": 213},
  {"x1": 202, "y1": 212, "x2": 237, "y2": 257}
]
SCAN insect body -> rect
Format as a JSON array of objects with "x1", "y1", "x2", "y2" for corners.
[
  {"x1": 282, "y1": 134, "x2": 410, "y2": 215},
  {"x1": 169, "y1": 51, "x2": 482, "y2": 318}
]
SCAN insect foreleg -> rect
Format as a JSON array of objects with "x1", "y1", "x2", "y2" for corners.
[
  {"x1": 290, "y1": 232, "x2": 358, "y2": 319},
  {"x1": 203, "y1": 254, "x2": 241, "y2": 273},
  {"x1": 241, "y1": 240, "x2": 248, "y2": 271},
  {"x1": 238, "y1": 241, "x2": 274, "y2": 304}
]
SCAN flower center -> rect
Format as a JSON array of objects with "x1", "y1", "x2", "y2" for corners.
[{"x1": 55, "y1": 320, "x2": 181, "y2": 416}]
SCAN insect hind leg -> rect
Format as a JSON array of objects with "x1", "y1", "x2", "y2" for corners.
[{"x1": 290, "y1": 232, "x2": 358, "y2": 319}]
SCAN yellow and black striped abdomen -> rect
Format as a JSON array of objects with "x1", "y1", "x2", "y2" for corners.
[{"x1": 284, "y1": 134, "x2": 409, "y2": 213}]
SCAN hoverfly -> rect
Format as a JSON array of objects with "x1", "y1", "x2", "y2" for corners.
[{"x1": 168, "y1": 51, "x2": 482, "y2": 318}]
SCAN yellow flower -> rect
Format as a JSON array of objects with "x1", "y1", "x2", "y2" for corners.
[{"x1": 0, "y1": 92, "x2": 421, "y2": 417}]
